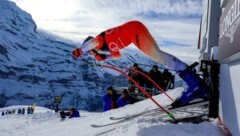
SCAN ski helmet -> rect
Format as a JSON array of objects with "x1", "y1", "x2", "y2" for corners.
[
  {"x1": 82, "y1": 36, "x2": 94, "y2": 46},
  {"x1": 133, "y1": 63, "x2": 138, "y2": 67}
]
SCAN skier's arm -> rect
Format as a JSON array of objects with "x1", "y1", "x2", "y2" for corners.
[
  {"x1": 94, "y1": 51, "x2": 121, "y2": 61},
  {"x1": 72, "y1": 37, "x2": 101, "y2": 58},
  {"x1": 106, "y1": 51, "x2": 122, "y2": 60}
]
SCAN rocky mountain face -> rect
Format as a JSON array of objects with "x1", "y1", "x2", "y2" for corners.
[{"x1": 0, "y1": 0, "x2": 167, "y2": 111}]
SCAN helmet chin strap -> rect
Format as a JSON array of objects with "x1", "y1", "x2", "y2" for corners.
[{"x1": 90, "y1": 49, "x2": 98, "y2": 54}]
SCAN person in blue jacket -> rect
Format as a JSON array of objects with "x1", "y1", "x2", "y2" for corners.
[
  {"x1": 17, "y1": 108, "x2": 22, "y2": 114},
  {"x1": 60, "y1": 108, "x2": 80, "y2": 119},
  {"x1": 116, "y1": 89, "x2": 131, "y2": 108},
  {"x1": 102, "y1": 86, "x2": 118, "y2": 111},
  {"x1": 21, "y1": 108, "x2": 25, "y2": 114}
]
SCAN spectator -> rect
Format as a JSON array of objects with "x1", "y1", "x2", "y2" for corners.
[
  {"x1": 116, "y1": 89, "x2": 131, "y2": 108},
  {"x1": 17, "y1": 108, "x2": 22, "y2": 114},
  {"x1": 55, "y1": 104, "x2": 59, "y2": 113},
  {"x1": 1, "y1": 111, "x2": 4, "y2": 116},
  {"x1": 22, "y1": 108, "x2": 25, "y2": 114},
  {"x1": 128, "y1": 63, "x2": 146, "y2": 92},
  {"x1": 102, "y1": 86, "x2": 118, "y2": 111},
  {"x1": 146, "y1": 65, "x2": 162, "y2": 92},
  {"x1": 161, "y1": 69, "x2": 174, "y2": 91},
  {"x1": 30, "y1": 107, "x2": 34, "y2": 114},
  {"x1": 60, "y1": 108, "x2": 80, "y2": 119},
  {"x1": 12, "y1": 109, "x2": 16, "y2": 114},
  {"x1": 6, "y1": 110, "x2": 11, "y2": 115},
  {"x1": 27, "y1": 107, "x2": 31, "y2": 114}
]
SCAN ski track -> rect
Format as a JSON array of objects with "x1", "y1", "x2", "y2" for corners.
[{"x1": 0, "y1": 88, "x2": 226, "y2": 136}]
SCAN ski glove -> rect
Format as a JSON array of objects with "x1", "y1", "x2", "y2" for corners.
[
  {"x1": 72, "y1": 48, "x2": 83, "y2": 58},
  {"x1": 94, "y1": 54, "x2": 107, "y2": 61}
]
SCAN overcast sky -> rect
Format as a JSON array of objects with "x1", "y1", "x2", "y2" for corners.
[{"x1": 11, "y1": 0, "x2": 203, "y2": 64}]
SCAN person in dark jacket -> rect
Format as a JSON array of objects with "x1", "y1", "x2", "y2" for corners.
[
  {"x1": 116, "y1": 89, "x2": 131, "y2": 108},
  {"x1": 60, "y1": 108, "x2": 80, "y2": 119},
  {"x1": 102, "y1": 86, "x2": 118, "y2": 111},
  {"x1": 161, "y1": 69, "x2": 174, "y2": 91},
  {"x1": 1, "y1": 111, "x2": 4, "y2": 116},
  {"x1": 27, "y1": 107, "x2": 31, "y2": 114},
  {"x1": 128, "y1": 63, "x2": 146, "y2": 92},
  {"x1": 30, "y1": 107, "x2": 34, "y2": 114},
  {"x1": 146, "y1": 65, "x2": 162, "y2": 91}
]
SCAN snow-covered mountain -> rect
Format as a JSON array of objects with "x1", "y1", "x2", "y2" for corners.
[{"x1": 0, "y1": 0, "x2": 163, "y2": 111}]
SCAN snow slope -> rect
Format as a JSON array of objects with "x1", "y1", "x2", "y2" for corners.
[{"x1": 0, "y1": 88, "x2": 227, "y2": 136}]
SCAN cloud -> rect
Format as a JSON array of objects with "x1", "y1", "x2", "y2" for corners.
[{"x1": 11, "y1": 0, "x2": 203, "y2": 63}]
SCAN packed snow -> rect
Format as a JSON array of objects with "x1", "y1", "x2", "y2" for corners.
[{"x1": 0, "y1": 88, "x2": 227, "y2": 136}]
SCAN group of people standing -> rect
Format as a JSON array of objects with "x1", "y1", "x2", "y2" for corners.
[
  {"x1": 1, "y1": 107, "x2": 34, "y2": 116},
  {"x1": 17, "y1": 107, "x2": 34, "y2": 114},
  {"x1": 128, "y1": 63, "x2": 174, "y2": 93}
]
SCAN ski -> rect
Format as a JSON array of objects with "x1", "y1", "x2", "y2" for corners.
[
  {"x1": 94, "y1": 128, "x2": 117, "y2": 136},
  {"x1": 91, "y1": 118, "x2": 133, "y2": 128},
  {"x1": 143, "y1": 100, "x2": 209, "y2": 117},
  {"x1": 110, "y1": 100, "x2": 208, "y2": 120},
  {"x1": 109, "y1": 108, "x2": 159, "y2": 120},
  {"x1": 91, "y1": 100, "x2": 208, "y2": 128},
  {"x1": 163, "y1": 114, "x2": 209, "y2": 124}
]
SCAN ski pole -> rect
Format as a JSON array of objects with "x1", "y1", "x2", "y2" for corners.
[
  {"x1": 79, "y1": 57, "x2": 176, "y2": 121},
  {"x1": 102, "y1": 65, "x2": 176, "y2": 121},
  {"x1": 103, "y1": 62, "x2": 174, "y2": 102},
  {"x1": 129, "y1": 68, "x2": 174, "y2": 102}
]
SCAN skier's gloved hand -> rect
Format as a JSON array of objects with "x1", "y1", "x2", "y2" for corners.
[
  {"x1": 94, "y1": 54, "x2": 107, "y2": 61},
  {"x1": 72, "y1": 48, "x2": 83, "y2": 58}
]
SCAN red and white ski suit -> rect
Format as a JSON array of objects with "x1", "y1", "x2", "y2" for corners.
[{"x1": 81, "y1": 21, "x2": 187, "y2": 71}]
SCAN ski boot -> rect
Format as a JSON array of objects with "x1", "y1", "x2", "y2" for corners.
[{"x1": 171, "y1": 64, "x2": 209, "y2": 108}]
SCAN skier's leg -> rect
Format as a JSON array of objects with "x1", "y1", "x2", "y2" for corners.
[
  {"x1": 123, "y1": 21, "x2": 187, "y2": 71},
  {"x1": 171, "y1": 68, "x2": 209, "y2": 107}
]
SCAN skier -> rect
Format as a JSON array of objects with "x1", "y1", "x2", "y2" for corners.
[
  {"x1": 102, "y1": 86, "x2": 118, "y2": 111},
  {"x1": 116, "y1": 89, "x2": 131, "y2": 108},
  {"x1": 72, "y1": 20, "x2": 208, "y2": 106}
]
